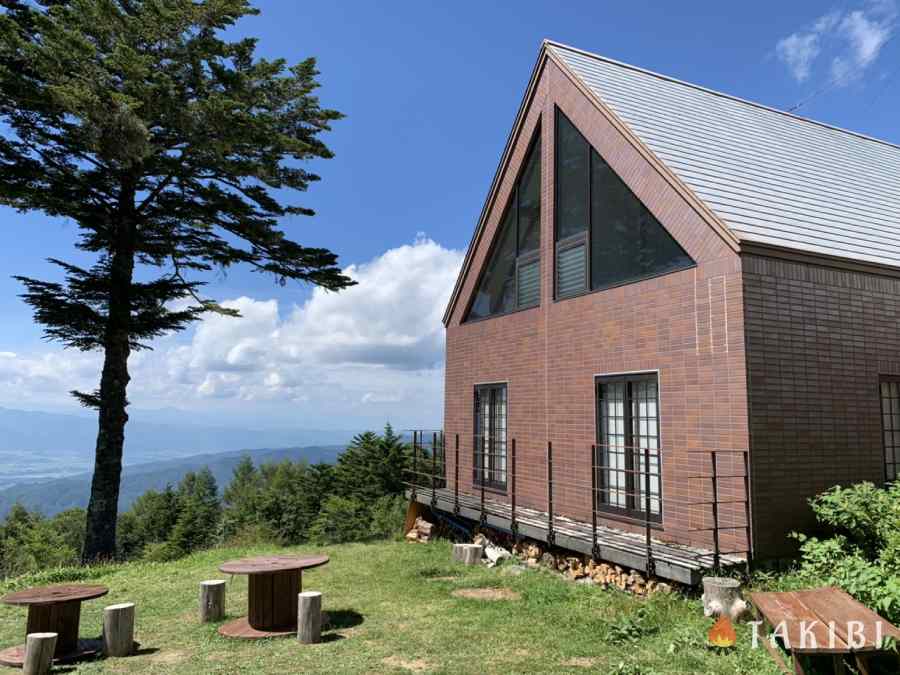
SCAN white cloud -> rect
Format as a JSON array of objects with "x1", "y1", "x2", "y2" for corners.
[
  {"x1": 776, "y1": 1, "x2": 897, "y2": 85},
  {"x1": 776, "y1": 32, "x2": 821, "y2": 82},
  {"x1": 0, "y1": 237, "x2": 463, "y2": 428}
]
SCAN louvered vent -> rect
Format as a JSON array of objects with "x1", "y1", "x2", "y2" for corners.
[
  {"x1": 556, "y1": 242, "x2": 586, "y2": 297},
  {"x1": 516, "y1": 259, "x2": 540, "y2": 308}
]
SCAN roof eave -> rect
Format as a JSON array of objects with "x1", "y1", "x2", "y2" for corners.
[{"x1": 441, "y1": 45, "x2": 549, "y2": 326}]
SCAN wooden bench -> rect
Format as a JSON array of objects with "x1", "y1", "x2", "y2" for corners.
[{"x1": 750, "y1": 587, "x2": 900, "y2": 674}]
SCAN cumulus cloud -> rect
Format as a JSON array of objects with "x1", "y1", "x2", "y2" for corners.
[
  {"x1": 776, "y1": 32, "x2": 822, "y2": 82},
  {"x1": 0, "y1": 237, "x2": 463, "y2": 427},
  {"x1": 776, "y1": 1, "x2": 896, "y2": 85}
]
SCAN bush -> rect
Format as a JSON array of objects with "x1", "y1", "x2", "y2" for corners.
[
  {"x1": 368, "y1": 495, "x2": 408, "y2": 540},
  {"x1": 792, "y1": 482, "x2": 900, "y2": 622},
  {"x1": 308, "y1": 496, "x2": 371, "y2": 545}
]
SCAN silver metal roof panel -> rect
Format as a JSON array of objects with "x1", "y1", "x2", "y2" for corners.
[{"x1": 548, "y1": 42, "x2": 900, "y2": 268}]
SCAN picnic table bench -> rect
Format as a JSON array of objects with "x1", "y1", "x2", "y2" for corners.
[{"x1": 750, "y1": 586, "x2": 900, "y2": 675}]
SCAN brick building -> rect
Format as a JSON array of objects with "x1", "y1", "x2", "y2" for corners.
[{"x1": 413, "y1": 41, "x2": 900, "y2": 582}]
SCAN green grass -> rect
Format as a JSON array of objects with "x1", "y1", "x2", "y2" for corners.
[{"x1": 0, "y1": 540, "x2": 780, "y2": 674}]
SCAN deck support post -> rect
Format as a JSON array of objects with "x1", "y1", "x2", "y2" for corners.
[
  {"x1": 479, "y1": 434, "x2": 486, "y2": 527},
  {"x1": 710, "y1": 451, "x2": 721, "y2": 571},
  {"x1": 742, "y1": 450, "x2": 752, "y2": 575},
  {"x1": 411, "y1": 431, "x2": 418, "y2": 500},
  {"x1": 644, "y1": 446, "x2": 655, "y2": 577},
  {"x1": 510, "y1": 439, "x2": 518, "y2": 540},
  {"x1": 431, "y1": 431, "x2": 438, "y2": 508},
  {"x1": 453, "y1": 434, "x2": 460, "y2": 516},
  {"x1": 547, "y1": 441, "x2": 555, "y2": 546},
  {"x1": 590, "y1": 444, "x2": 599, "y2": 561}
]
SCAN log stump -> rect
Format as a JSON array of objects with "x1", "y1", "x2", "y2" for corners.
[
  {"x1": 297, "y1": 592, "x2": 322, "y2": 645},
  {"x1": 199, "y1": 580, "x2": 226, "y2": 623},
  {"x1": 23, "y1": 633, "x2": 56, "y2": 675},
  {"x1": 702, "y1": 576, "x2": 747, "y2": 620},
  {"x1": 102, "y1": 603, "x2": 135, "y2": 657},
  {"x1": 452, "y1": 543, "x2": 483, "y2": 565}
]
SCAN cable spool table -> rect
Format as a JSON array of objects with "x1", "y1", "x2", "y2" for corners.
[
  {"x1": 0, "y1": 584, "x2": 108, "y2": 666},
  {"x1": 217, "y1": 555, "x2": 329, "y2": 639}
]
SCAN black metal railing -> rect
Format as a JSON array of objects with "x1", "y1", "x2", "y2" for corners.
[
  {"x1": 404, "y1": 432, "x2": 752, "y2": 575},
  {"x1": 407, "y1": 430, "x2": 445, "y2": 507},
  {"x1": 684, "y1": 449, "x2": 753, "y2": 571}
]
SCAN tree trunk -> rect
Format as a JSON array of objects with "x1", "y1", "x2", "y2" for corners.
[{"x1": 82, "y1": 191, "x2": 136, "y2": 564}]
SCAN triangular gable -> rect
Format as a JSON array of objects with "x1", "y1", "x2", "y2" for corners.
[{"x1": 443, "y1": 42, "x2": 740, "y2": 326}]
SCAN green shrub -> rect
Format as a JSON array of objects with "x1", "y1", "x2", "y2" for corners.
[
  {"x1": 368, "y1": 495, "x2": 408, "y2": 540},
  {"x1": 308, "y1": 496, "x2": 370, "y2": 545},
  {"x1": 792, "y1": 482, "x2": 900, "y2": 622}
]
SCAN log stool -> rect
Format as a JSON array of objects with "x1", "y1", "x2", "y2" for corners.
[
  {"x1": 199, "y1": 580, "x2": 226, "y2": 623},
  {"x1": 23, "y1": 633, "x2": 56, "y2": 675}
]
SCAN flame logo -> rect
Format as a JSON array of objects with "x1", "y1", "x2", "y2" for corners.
[{"x1": 708, "y1": 615, "x2": 737, "y2": 648}]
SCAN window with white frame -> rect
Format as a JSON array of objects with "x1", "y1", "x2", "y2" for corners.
[
  {"x1": 474, "y1": 383, "x2": 507, "y2": 490},
  {"x1": 595, "y1": 374, "x2": 661, "y2": 520}
]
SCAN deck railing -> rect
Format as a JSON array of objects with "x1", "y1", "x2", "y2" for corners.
[{"x1": 404, "y1": 431, "x2": 752, "y2": 574}]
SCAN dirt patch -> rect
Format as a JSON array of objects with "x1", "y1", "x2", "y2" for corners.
[
  {"x1": 427, "y1": 575, "x2": 459, "y2": 582},
  {"x1": 382, "y1": 655, "x2": 432, "y2": 672},
  {"x1": 562, "y1": 657, "x2": 598, "y2": 668},
  {"x1": 150, "y1": 649, "x2": 189, "y2": 665},
  {"x1": 451, "y1": 587, "x2": 521, "y2": 601}
]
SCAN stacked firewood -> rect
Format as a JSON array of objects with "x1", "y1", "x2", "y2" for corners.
[
  {"x1": 511, "y1": 539, "x2": 672, "y2": 596},
  {"x1": 405, "y1": 517, "x2": 434, "y2": 543}
]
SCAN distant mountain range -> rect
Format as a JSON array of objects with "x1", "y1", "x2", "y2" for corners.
[
  {"x1": 0, "y1": 444, "x2": 344, "y2": 517},
  {"x1": 0, "y1": 406, "x2": 357, "y2": 487}
]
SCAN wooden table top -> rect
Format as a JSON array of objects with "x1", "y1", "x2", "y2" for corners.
[
  {"x1": 751, "y1": 586, "x2": 900, "y2": 654},
  {"x1": 219, "y1": 554, "x2": 330, "y2": 575},
  {"x1": 1, "y1": 584, "x2": 109, "y2": 607}
]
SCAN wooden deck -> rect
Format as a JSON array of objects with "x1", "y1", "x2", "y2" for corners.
[{"x1": 410, "y1": 487, "x2": 744, "y2": 585}]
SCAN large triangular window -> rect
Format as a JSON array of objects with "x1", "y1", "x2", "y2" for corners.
[
  {"x1": 555, "y1": 110, "x2": 694, "y2": 298},
  {"x1": 466, "y1": 134, "x2": 541, "y2": 321}
]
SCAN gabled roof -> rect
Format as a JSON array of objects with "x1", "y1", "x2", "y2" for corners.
[
  {"x1": 548, "y1": 41, "x2": 900, "y2": 268},
  {"x1": 444, "y1": 41, "x2": 900, "y2": 325}
]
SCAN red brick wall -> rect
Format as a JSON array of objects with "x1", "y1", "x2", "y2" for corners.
[
  {"x1": 444, "y1": 59, "x2": 751, "y2": 556},
  {"x1": 743, "y1": 254, "x2": 896, "y2": 557}
]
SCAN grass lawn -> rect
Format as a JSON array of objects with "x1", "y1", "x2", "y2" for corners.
[{"x1": 0, "y1": 540, "x2": 780, "y2": 674}]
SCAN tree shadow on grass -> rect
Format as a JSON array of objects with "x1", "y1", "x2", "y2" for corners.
[{"x1": 324, "y1": 609, "x2": 364, "y2": 631}]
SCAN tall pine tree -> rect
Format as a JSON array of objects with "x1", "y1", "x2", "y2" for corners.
[{"x1": 0, "y1": 1, "x2": 354, "y2": 561}]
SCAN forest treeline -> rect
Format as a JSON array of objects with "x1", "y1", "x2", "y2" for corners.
[{"x1": 0, "y1": 426, "x2": 415, "y2": 578}]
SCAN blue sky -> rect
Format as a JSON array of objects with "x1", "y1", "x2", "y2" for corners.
[{"x1": 1, "y1": 0, "x2": 898, "y2": 429}]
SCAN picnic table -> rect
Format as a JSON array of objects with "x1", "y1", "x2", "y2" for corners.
[
  {"x1": 0, "y1": 583, "x2": 108, "y2": 667},
  {"x1": 751, "y1": 586, "x2": 900, "y2": 675},
  {"x1": 217, "y1": 555, "x2": 329, "y2": 639}
]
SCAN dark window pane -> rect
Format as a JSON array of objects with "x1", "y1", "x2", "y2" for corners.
[
  {"x1": 466, "y1": 132, "x2": 541, "y2": 321},
  {"x1": 467, "y1": 207, "x2": 517, "y2": 319},
  {"x1": 590, "y1": 150, "x2": 694, "y2": 290},
  {"x1": 556, "y1": 113, "x2": 589, "y2": 240},
  {"x1": 517, "y1": 142, "x2": 541, "y2": 254}
]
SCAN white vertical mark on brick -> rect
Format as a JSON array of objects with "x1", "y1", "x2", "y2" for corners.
[
  {"x1": 708, "y1": 277, "x2": 713, "y2": 353},
  {"x1": 694, "y1": 268, "x2": 700, "y2": 355},
  {"x1": 723, "y1": 275, "x2": 729, "y2": 353}
]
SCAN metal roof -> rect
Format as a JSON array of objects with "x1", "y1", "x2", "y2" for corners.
[{"x1": 548, "y1": 41, "x2": 900, "y2": 268}]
